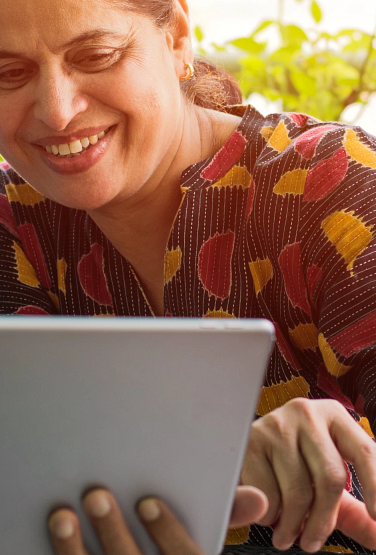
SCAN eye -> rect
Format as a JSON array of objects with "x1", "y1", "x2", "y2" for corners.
[
  {"x1": 0, "y1": 65, "x2": 35, "y2": 89},
  {"x1": 72, "y1": 49, "x2": 122, "y2": 71}
]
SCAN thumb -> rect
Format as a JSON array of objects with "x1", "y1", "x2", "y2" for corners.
[
  {"x1": 336, "y1": 490, "x2": 376, "y2": 550},
  {"x1": 229, "y1": 486, "x2": 269, "y2": 528}
]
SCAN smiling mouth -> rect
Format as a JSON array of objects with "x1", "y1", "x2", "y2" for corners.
[{"x1": 43, "y1": 127, "x2": 112, "y2": 158}]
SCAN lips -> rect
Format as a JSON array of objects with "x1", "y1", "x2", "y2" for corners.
[
  {"x1": 36, "y1": 124, "x2": 117, "y2": 175},
  {"x1": 34, "y1": 125, "x2": 115, "y2": 147}
]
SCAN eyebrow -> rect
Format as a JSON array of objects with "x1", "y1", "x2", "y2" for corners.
[{"x1": 0, "y1": 29, "x2": 127, "y2": 60}]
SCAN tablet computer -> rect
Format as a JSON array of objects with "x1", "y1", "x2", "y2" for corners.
[{"x1": 0, "y1": 317, "x2": 275, "y2": 555}]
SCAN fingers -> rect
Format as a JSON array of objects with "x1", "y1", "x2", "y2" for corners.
[
  {"x1": 329, "y1": 408, "x2": 376, "y2": 520},
  {"x1": 83, "y1": 489, "x2": 142, "y2": 555},
  {"x1": 48, "y1": 489, "x2": 143, "y2": 555},
  {"x1": 297, "y1": 432, "x2": 347, "y2": 552},
  {"x1": 48, "y1": 508, "x2": 91, "y2": 555},
  {"x1": 271, "y1": 447, "x2": 314, "y2": 550},
  {"x1": 228, "y1": 486, "x2": 269, "y2": 528},
  {"x1": 48, "y1": 489, "x2": 211, "y2": 555},
  {"x1": 137, "y1": 497, "x2": 206, "y2": 555},
  {"x1": 336, "y1": 490, "x2": 376, "y2": 550},
  {"x1": 242, "y1": 422, "x2": 282, "y2": 526}
]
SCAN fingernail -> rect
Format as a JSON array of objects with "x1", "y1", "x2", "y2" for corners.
[
  {"x1": 138, "y1": 498, "x2": 160, "y2": 522},
  {"x1": 84, "y1": 490, "x2": 111, "y2": 518},
  {"x1": 307, "y1": 541, "x2": 323, "y2": 553},
  {"x1": 49, "y1": 514, "x2": 74, "y2": 539}
]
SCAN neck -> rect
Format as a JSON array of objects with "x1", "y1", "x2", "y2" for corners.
[{"x1": 86, "y1": 103, "x2": 241, "y2": 314}]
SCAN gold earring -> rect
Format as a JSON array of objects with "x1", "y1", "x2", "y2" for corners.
[{"x1": 180, "y1": 63, "x2": 195, "y2": 81}]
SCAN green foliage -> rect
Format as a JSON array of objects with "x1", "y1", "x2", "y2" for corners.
[{"x1": 196, "y1": 0, "x2": 376, "y2": 122}]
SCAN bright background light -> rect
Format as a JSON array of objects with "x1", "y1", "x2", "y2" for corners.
[{"x1": 188, "y1": 0, "x2": 376, "y2": 135}]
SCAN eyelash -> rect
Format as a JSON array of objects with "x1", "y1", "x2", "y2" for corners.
[{"x1": 0, "y1": 50, "x2": 122, "y2": 89}]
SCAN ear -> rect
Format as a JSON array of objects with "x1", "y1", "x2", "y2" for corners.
[{"x1": 165, "y1": 0, "x2": 194, "y2": 78}]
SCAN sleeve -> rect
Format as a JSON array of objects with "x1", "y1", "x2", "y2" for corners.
[
  {"x1": 0, "y1": 210, "x2": 58, "y2": 316},
  {"x1": 304, "y1": 124, "x2": 376, "y2": 435}
]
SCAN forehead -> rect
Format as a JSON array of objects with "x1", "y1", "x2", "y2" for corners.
[{"x1": 0, "y1": 0, "x2": 134, "y2": 52}]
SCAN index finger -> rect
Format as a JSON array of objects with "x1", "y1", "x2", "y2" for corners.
[
  {"x1": 336, "y1": 490, "x2": 376, "y2": 550},
  {"x1": 330, "y1": 408, "x2": 376, "y2": 520}
]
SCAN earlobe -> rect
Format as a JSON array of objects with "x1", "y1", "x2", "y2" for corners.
[{"x1": 165, "y1": 1, "x2": 194, "y2": 78}]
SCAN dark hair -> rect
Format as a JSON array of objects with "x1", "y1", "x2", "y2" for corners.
[{"x1": 108, "y1": 0, "x2": 243, "y2": 111}]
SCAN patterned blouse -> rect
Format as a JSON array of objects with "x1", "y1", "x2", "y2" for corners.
[{"x1": 1, "y1": 104, "x2": 376, "y2": 553}]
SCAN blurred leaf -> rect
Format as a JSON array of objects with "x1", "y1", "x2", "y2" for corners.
[
  {"x1": 211, "y1": 42, "x2": 226, "y2": 52},
  {"x1": 194, "y1": 26, "x2": 204, "y2": 43},
  {"x1": 336, "y1": 29, "x2": 360, "y2": 38},
  {"x1": 311, "y1": 0, "x2": 323, "y2": 24},
  {"x1": 194, "y1": 0, "x2": 375, "y2": 124},
  {"x1": 281, "y1": 25, "x2": 309, "y2": 46},
  {"x1": 230, "y1": 37, "x2": 267, "y2": 53},
  {"x1": 251, "y1": 20, "x2": 275, "y2": 37},
  {"x1": 342, "y1": 34, "x2": 372, "y2": 52},
  {"x1": 290, "y1": 70, "x2": 317, "y2": 94}
]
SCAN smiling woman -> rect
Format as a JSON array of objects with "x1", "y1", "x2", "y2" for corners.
[{"x1": 2, "y1": 1, "x2": 376, "y2": 555}]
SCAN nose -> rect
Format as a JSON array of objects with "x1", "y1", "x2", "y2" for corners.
[{"x1": 32, "y1": 69, "x2": 88, "y2": 131}]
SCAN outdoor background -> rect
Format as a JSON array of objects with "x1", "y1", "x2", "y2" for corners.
[{"x1": 189, "y1": 0, "x2": 376, "y2": 135}]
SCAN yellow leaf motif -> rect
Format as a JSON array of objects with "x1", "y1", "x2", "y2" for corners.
[
  {"x1": 320, "y1": 546, "x2": 352, "y2": 553},
  {"x1": 57, "y1": 258, "x2": 67, "y2": 295},
  {"x1": 249, "y1": 258, "x2": 274, "y2": 295},
  {"x1": 321, "y1": 210, "x2": 374, "y2": 274},
  {"x1": 273, "y1": 169, "x2": 308, "y2": 197},
  {"x1": 210, "y1": 165, "x2": 252, "y2": 189},
  {"x1": 359, "y1": 417, "x2": 374, "y2": 438},
  {"x1": 225, "y1": 527, "x2": 250, "y2": 545},
  {"x1": 318, "y1": 334, "x2": 351, "y2": 378},
  {"x1": 260, "y1": 126, "x2": 275, "y2": 142},
  {"x1": 6, "y1": 183, "x2": 45, "y2": 206},
  {"x1": 289, "y1": 323, "x2": 319, "y2": 351},
  {"x1": 267, "y1": 120, "x2": 292, "y2": 152},
  {"x1": 164, "y1": 246, "x2": 182, "y2": 284},
  {"x1": 344, "y1": 128, "x2": 376, "y2": 169},
  {"x1": 93, "y1": 310, "x2": 115, "y2": 317},
  {"x1": 204, "y1": 308, "x2": 236, "y2": 318},
  {"x1": 12, "y1": 241, "x2": 40, "y2": 287},
  {"x1": 256, "y1": 376, "x2": 310, "y2": 416}
]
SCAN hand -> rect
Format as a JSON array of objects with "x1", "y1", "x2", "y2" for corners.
[
  {"x1": 242, "y1": 398, "x2": 376, "y2": 553},
  {"x1": 47, "y1": 485, "x2": 268, "y2": 555}
]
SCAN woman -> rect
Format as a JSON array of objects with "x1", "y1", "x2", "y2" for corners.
[{"x1": 1, "y1": 0, "x2": 376, "y2": 553}]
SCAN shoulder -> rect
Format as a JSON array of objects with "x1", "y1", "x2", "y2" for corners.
[{"x1": 245, "y1": 108, "x2": 376, "y2": 200}]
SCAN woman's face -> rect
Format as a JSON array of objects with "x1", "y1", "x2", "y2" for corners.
[{"x1": 0, "y1": 0, "x2": 190, "y2": 209}]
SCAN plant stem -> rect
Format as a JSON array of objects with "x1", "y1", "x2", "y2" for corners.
[
  {"x1": 278, "y1": 0, "x2": 284, "y2": 26},
  {"x1": 343, "y1": 12, "x2": 376, "y2": 115}
]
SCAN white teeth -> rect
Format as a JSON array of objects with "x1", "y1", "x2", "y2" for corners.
[
  {"x1": 58, "y1": 144, "x2": 70, "y2": 156},
  {"x1": 45, "y1": 127, "x2": 110, "y2": 155},
  {"x1": 80, "y1": 137, "x2": 90, "y2": 148},
  {"x1": 69, "y1": 140, "x2": 83, "y2": 154}
]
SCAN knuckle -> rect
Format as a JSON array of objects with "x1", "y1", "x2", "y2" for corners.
[
  {"x1": 318, "y1": 471, "x2": 347, "y2": 496},
  {"x1": 284, "y1": 398, "x2": 317, "y2": 424},
  {"x1": 258, "y1": 411, "x2": 290, "y2": 439},
  {"x1": 358, "y1": 440, "x2": 376, "y2": 460}
]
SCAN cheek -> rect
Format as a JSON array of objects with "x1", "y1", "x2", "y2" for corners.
[{"x1": 0, "y1": 102, "x2": 25, "y2": 159}]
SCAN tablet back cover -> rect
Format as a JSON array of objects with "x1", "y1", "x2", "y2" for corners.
[{"x1": 0, "y1": 317, "x2": 274, "y2": 555}]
